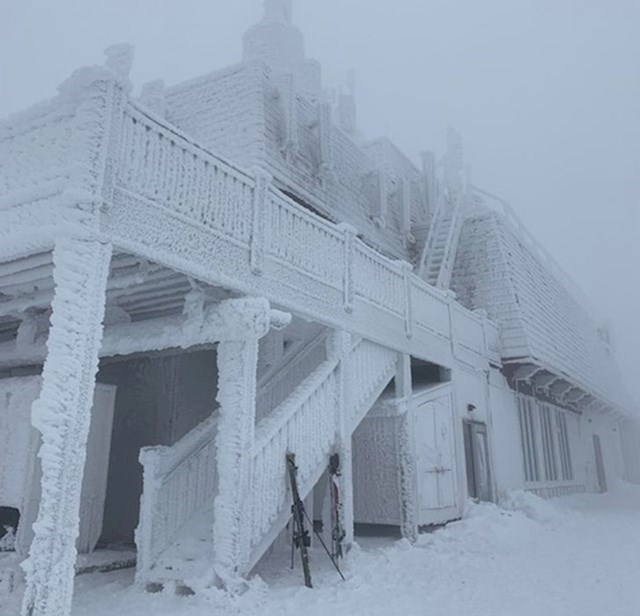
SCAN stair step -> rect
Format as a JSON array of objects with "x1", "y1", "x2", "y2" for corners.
[{"x1": 75, "y1": 550, "x2": 137, "y2": 576}]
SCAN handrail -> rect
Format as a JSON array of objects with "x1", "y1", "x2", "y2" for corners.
[
  {"x1": 137, "y1": 331, "x2": 334, "y2": 580},
  {"x1": 141, "y1": 413, "x2": 218, "y2": 481},
  {"x1": 257, "y1": 329, "x2": 327, "y2": 390},
  {"x1": 117, "y1": 101, "x2": 498, "y2": 367},
  {"x1": 253, "y1": 355, "x2": 340, "y2": 454},
  {"x1": 256, "y1": 331, "x2": 327, "y2": 423}
]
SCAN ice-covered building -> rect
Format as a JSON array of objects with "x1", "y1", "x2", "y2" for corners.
[{"x1": 0, "y1": 2, "x2": 638, "y2": 615}]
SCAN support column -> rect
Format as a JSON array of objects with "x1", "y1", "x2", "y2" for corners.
[
  {"x1": 211, "y1": 298, "x2": 281, "y2": 586},
  {"x1": 328, "y1": 330, "x2": 355, "y2": 548},
  {"x1": 21, "y1": 238, "x2": 112, "y2": 616},
  {"x1": 395, "y1": 353, "x2": 418, "y2": 542}
]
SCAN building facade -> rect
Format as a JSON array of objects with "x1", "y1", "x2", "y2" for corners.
[{"x1": 0, "y1": 2, "x2": 637, "y2": 615}]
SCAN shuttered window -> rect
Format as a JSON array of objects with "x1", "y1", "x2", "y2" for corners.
[
  {"x1": 556, "y1": 411, "x2": 574, "y2": 481},
  {"x1": 540, "y1": 404, "x2": 558, "y2": 481},
  {"x1": 518, "y1": 397, "x2": 540, "y2": 482},
  {"x1": 517, "y1": 395, "x2": 575, "y2": 485}
]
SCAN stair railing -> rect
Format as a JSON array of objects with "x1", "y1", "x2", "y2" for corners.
[
  {"x1": 255, "y1": 330, "x2": 327, "y2": 423},
  {"x1": 136, "y1": 414, "x2": 218, "y2": 581},
  {"x1": 136, "y1": 332, "x2": 327, "y2": 581}
]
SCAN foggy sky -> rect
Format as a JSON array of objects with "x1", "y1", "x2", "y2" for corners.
[{"x1": 2, "y1": 0, "x2": 639, "y2": 401}]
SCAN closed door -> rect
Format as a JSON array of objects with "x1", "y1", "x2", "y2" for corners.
[
  {"x1": 463, "y1": 421, "x2": 492, "y2": 502},
  {"x1": 20, "y1": 383, "x2": 117, "y2": 555},
  {"x1": 77, "y1": 384, "x2": 117, "y2": 552},
  {"x1": 415, "y1": 395, "x2": 458, "y2": 524}
]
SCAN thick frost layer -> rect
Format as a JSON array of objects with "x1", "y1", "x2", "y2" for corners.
[{"x1": 20, "y1": 239, "x2": 111, "y2": 616}]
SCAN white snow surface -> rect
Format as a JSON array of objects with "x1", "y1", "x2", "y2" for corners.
[{"x1": 4, "y1": 484, "x2": 639, "y2": 616}]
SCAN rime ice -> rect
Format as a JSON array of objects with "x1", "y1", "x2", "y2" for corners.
[{"x1": 0, "y1": 2, "x2": 638, "y2": 616}]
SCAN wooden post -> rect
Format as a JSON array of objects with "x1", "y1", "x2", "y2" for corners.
[
  {"x1": 338, "y1": 224, "x2": 356, "y2": 314},
  {"x1": 395, "y1": 353, "x2": 418, "y2": 541},
  {"x1": 327, "y1": 330, "x2": 355, "y2": 547},
  {"x1": 21, "y1": 239, "x2": 112, "y2": 616},
  {"x1": 212, "y1": 299, "x2": 276, "y2": 585}
]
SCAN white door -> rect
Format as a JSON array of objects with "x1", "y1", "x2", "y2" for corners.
[
  {"x1": 6, "y1": 380, "x2": 117, "y2": 555},
  {"x1": 414, "y1": 393, "x2": 458, "y2": 525},
  {"x1": 0, "y1": 376, "x2": 42, "y2": 554},
  {"x1": 77, "y1": 384, "x2": 117, "y2": 553}
]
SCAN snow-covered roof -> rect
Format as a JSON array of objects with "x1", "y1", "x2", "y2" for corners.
[{"x1": 451, "y1": 209, "x2": 633, "y2": 415}]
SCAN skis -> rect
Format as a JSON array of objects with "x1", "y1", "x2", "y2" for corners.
[
  {"x1": 328, "y1": 453, "x2": 346, "y2": 560},
  {"x1": 286, "y1": 452, "x2": 346, "y2": 587},
  {"x1": 286, "y1": 453, "x2": 313, "y2": 588}
]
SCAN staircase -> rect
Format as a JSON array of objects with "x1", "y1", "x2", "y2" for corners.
[
  {"x1": 135, "y1": 331, "x2": 397, "y2": 590},
  {"x1": 418, "y1": 128, "x2": 468, "y2": 289}
]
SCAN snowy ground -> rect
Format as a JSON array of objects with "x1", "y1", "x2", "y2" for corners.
[{"x1": 4, "y1": 484, "x2": 640, "y2": 616}]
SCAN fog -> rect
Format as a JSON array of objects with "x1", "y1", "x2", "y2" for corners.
[{"x1": 2, "y1": 0, "x2": 638, "y2": 401}]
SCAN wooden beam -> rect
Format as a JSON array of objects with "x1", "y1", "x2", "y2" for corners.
[
  {"x1": 549, "y1": 379, "x2": 572, "y2": 397},
  {"x1": 0, "y1": 298, "x2": 290, "y2": 368},
  {"x1": 512, "y1": 363, "x2": 542, "y2": 382},
  {"x1": 533, "y1": 372, "x2": 559, "y2": 389}
]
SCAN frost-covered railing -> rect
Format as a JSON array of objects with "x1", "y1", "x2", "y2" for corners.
[
  {"x1": 255, "y1": 330, "x2": 327, "y2": 423},
  {"x1": 136, "y1": 414, "x2": 218, "y2": 580},
  {"x1": 115, "y1": 103, "x2": 500, "y2": 366},
  {"x1": 136, "y1": 331, "x2": 328, "y2": 581},
  {"x1": 248, "y1": 357, "x2": 340, "y2": 565},
  {"x1": 136, "y1": 332, "x2": 397, "y2": 578},
  {"x1": 346, "y1": 339, "x2": 398, "y2": 432},
  {"x1": 245, "y1": 337, "x2": 395, "y2": 569}
]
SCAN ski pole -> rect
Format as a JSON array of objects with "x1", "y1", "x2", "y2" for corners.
[{"x1": 302, "y1": 508, "x2": 346, "y2": 581}]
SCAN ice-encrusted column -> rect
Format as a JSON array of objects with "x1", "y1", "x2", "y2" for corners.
[
  {"x1": 327, "y1": 330, "x2": 355, "y2": 548},
  {"x1": 21, "y1": 239, "x2": 112, "y2": 616},
  {"x1": 395, "y1": 353, "x2": 418, "y2": 541},
  {"x1": 212, "y1": 298, "x2": 288, "y2": 585}
]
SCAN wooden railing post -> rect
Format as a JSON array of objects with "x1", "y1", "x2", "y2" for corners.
[
  {"x1": 396, "y1": 260, "x2": 414, "y2": 339},
  {"x1": 249, "y1": 168, "x2": 272, "y2": 275},
  {"x1": 394, "y1": 353, "x2": 418, "y2": 542},
  {"x1": 327, "y1": 330, "x2": 355, "y2": 547},
  {"x1": 135, "y1": 449, "x2": 161, "y2": 582},
  {"x1": 338, "y1": 223, "x2": 356, "y2": 314}
]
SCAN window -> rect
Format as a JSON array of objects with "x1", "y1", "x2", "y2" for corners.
[
  {"x1": 517, "y1": 395, "x2": 575, "y2": 485},
  {"x1": 556, "y1": 410, "x2": 574, "y2": 481},
  {"x1": 518, "y1": 397, "x2": 540, "y2": 482},
  {"x1": 540, "y1": 404, "x2": 558, "y2": 482}
]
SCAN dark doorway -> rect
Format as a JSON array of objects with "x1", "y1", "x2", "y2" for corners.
[
  {"x1": 0, "y1": 507, "x2": 19, "y2": 551},
  {"x1": 463, "y1": 421, "x2": 493, "y2": 502}
]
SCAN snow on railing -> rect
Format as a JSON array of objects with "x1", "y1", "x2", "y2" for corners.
[
  {"x1": 255, "y1": 330, "x2": 327, "y2": 423},
  {"x1": 347, "y1": 339, "x2": 397, "y2": 431},
  {"x1": 266, "y1": 195, "x2": 344, "y2": 288},
  {"x1": 451, "y1": 303, "x2": 487, "y2": 356},
  {"x1": 136, "y1": 332, "x2": 329, "y2": 581},
  {"x1": 116, "y1": 102, "x2": 500, "y2": 366},
  {"x1": 246, "y1": 337, "x2": 396, "y2": 569},
  {"x1": 411, "y1": 281, "x2": 450, "y2": 335},
  {"x1": 136, "y1": 414, "x2": 218, "y2": 580},
  {"x1": 248, "y1": 358, "x2": 339, "y2": 562},
  {"x1": 118, "y1": 104, "x2": 255, "y2": 245},
  {"x1": 353, "y1": 244, "x2": 406, "y2": 316}
]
